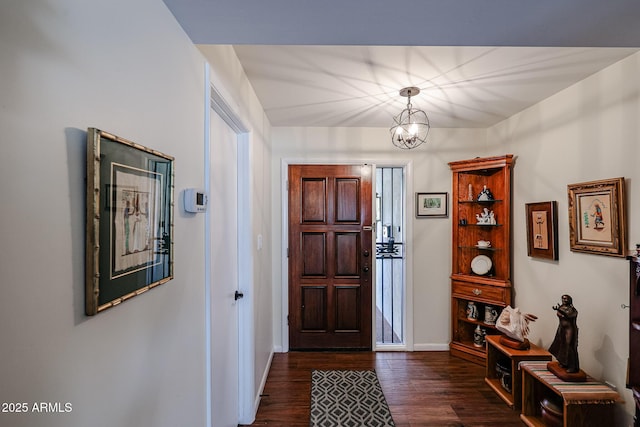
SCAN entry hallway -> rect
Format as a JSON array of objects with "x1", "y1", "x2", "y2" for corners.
[{"x1": 249, "y1": 351, "x2": 523, "y2": 426}]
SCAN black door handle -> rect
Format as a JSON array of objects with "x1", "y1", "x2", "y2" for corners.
[{"x1": 235, "y1": 290, "x2": 244, "y2": 300}]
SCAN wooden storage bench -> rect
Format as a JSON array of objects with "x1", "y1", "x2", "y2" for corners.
[{"x1": 520, "y1": 361, "x2": 622, "y2": 427}]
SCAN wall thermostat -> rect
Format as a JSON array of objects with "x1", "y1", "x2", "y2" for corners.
[{"x1": 184, "y1": 188, "x2": 208, "y2": 213}]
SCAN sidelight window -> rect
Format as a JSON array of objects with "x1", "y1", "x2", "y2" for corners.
[{"x1": 375, "y1": 167, "x2": 405, "y2": 345}]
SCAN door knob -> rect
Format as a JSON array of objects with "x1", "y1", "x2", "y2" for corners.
[
  {"x1": 235, "y1": 290, "x2": 244, "y2": 300},
  {"x1": 363, "y1": 266, "x2": 370, "y2": 273},
  {"x1": 363, "y1": 250, "x2": 370, "y2": 257}
]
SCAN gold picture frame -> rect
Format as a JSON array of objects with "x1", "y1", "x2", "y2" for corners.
[
  {"x1": 85, "y1": 128, "x2": 174, "y2": 315},
  {"x1": 567, "y1": 177, "x2": 626, "y2": 257}
]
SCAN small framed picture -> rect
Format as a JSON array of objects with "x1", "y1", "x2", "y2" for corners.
[
  {"x1": 567, "y1": 177, "x2": 626, "y2": 257},
  {"x1": 416, "y1": 192, "x2": 448, "y2": 218},
  {"x1": 85, "y1": 128, "x2": 174, "y2": 315},
  {"x1": 525, "y1": 201, "x2": 558, "y2": 260}
]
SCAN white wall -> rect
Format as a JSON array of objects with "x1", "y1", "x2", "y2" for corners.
[
  {"x1": 270, "y1": 127, "x2": 488, "y2": 350},
  {"x1": 0, "y1": 1, "x2": 207, "y2": 426},
  {"x1": 0, "y1": 3, "x2": 275, "y2": 426},
  {"x1": 197, "y1": 44, "x2": 274, "y2": 416},
  {"x1": 489, "y1": 51, "x2": 640, "y2": 423}
]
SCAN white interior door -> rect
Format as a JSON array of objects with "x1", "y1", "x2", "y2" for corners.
[{"x1": 209, "y1": 111, "x2": 239, "y2": 426}]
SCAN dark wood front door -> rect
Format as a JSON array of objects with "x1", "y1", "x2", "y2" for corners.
[{"x1": 288, "y1": 164, "x2": 373, "y2": 350}]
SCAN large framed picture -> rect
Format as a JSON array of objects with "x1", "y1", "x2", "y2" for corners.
[
  {"x1": 86, "y1": 128, "x2": 174, "y2": 315},
  {"x1": 525, "y1": 201, "x2": 558, "y2": 260},
  {"x1": 416, "y1": 192, "x2": 448, "y2": 218},
  {"x1": 567, "y1": 177, "x2": 626, "y2": 257}
]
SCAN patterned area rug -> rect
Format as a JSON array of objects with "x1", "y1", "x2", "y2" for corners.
[{"x1": 310, "y1": 369, "x2": 395, "y2": 426}]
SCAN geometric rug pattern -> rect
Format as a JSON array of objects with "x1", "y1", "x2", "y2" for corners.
[{"x1": 310, "y1": 370, "x2": 395, "y2": 427}]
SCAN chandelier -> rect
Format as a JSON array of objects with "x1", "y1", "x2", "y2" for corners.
[{"x1": 390, "y1": 87, "x2": 430, "y2": 149}]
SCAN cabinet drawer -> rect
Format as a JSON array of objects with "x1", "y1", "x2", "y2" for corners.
[{"x1": 452, "y1": 281, "x2": 508, "y2": 303}]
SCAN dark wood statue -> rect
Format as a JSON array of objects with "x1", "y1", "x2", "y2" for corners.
[{"x1": 548, "y1": 294, "x2": 586, "y2": 381}]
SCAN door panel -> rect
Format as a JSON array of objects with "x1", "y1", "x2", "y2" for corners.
[
  {"x1": 301, "y1": 286, "x2": 327, "y2": 331},
  {"x1": 302, "y1": 178, "x2": 327, "y2": 222},
  {"x1": 335, "y1": 232, "x2": 360, "y2": 276},
  {"x1": 335, "y1": 286, "x2": 360, "y2": 331},
  {"x1": 289, "y1": 164, "x2": 372, "y2": 350},
  {"x1": 335, "y1": 178, "x2": 360, "y2": 222},
  {"x1": 301, "y1": 233, "x2": 326, "y2": 276}
]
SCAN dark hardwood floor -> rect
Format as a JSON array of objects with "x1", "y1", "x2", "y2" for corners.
[{"x1": 248, "y1": 351, "x2": 523, "y2": 426}]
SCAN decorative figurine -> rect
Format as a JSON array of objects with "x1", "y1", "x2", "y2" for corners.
[
  {"x1": 484, "y1": 305, "x2": 499, "y2": 325},
  {"x1": 548, "y1": 294, "x2": 586, "y2": 381},
  {"x1": 473, "y1": 324, "x2": 486, "y2": 347},
  {"x1": 475, "y1": 208, "x2": 496, "y2": 225},
  {"x1": 496, "y1": 306, "x2": 537, "y2": 349},
  {"x1": 477, "y1": 185, "x2": 494, "y2": 201},
  {"x1": 466, "y1": 301, "x2": 478, "y2": 320}
]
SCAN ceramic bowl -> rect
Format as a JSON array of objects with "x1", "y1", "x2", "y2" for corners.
[{"x1": 540, "y1": 397, "x2": 563, "y2": 427}]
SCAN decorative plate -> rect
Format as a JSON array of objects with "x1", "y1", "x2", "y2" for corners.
[{"x1": 471, "y1": 255, "x2": 492, "y2": 275}]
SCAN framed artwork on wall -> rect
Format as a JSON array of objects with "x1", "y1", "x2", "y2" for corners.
[
  {"x1": 525, "y1": 201, "x2": 558, "y2": 260},
  {"x1": 567, "y1": 177, "x2": 626, "y2": 257},
  {"x1": 416, "y1": 192, "x2": 448, "y2": 218},
  {"x1": 85, "y1": 128, "x2": 174, "y2": 315}
]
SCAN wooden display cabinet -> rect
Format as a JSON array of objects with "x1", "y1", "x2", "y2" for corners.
[
  {"x1": 626, "y1": 254, "x2": 640, "y2": 425},
  {"x1": 485, "y1": 335, "x2": 551, "y2": 409},
  {"x1": 449, "y1": 155, "x2": 514, "y2": 364}
]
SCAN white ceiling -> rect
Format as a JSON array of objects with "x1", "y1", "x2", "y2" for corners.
[{"x1": 162, "y1": 0, "x2": 640, "y2": 128}]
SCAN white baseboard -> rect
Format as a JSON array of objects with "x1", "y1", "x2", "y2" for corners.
[
  {"x1": 412, "y1": 343, "x2": 450, "y2": 351},
  {"x1": 374, "y1": 344, "x2": 407, "y2": 352},
  {"x1": 252, "y1": 350, "x2": 274, "y2": 421}
]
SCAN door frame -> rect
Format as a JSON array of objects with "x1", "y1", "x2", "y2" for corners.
[
  {"x1": 280, "y1": 158, "x2": 414, "y2": 352},
  {"x1": 205, "y1": 73, "x2": 255, "y2": 425}
]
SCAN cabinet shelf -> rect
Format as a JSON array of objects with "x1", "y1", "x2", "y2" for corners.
[
  {"x1": 451, "y1": 274, "x2": 511, "y2": 288},
  {"x1": 455, "y1": 338, "x2": 488, "y2": 351},
  {"x1": 457, "y1": 317, "x2": 499, "y2": 329},
  {"x1": 449, "y1": 155, "x2": 514, "y2": 365},
  {"x1": 458, "y1": 199, "x2": 503, "y2": 204},
  {"x1": 450, "y1": 340, "x2": 488, "y2": 362},
  {"x1": 460, "y1": 245, "x2": 502, "y2": 251}
]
